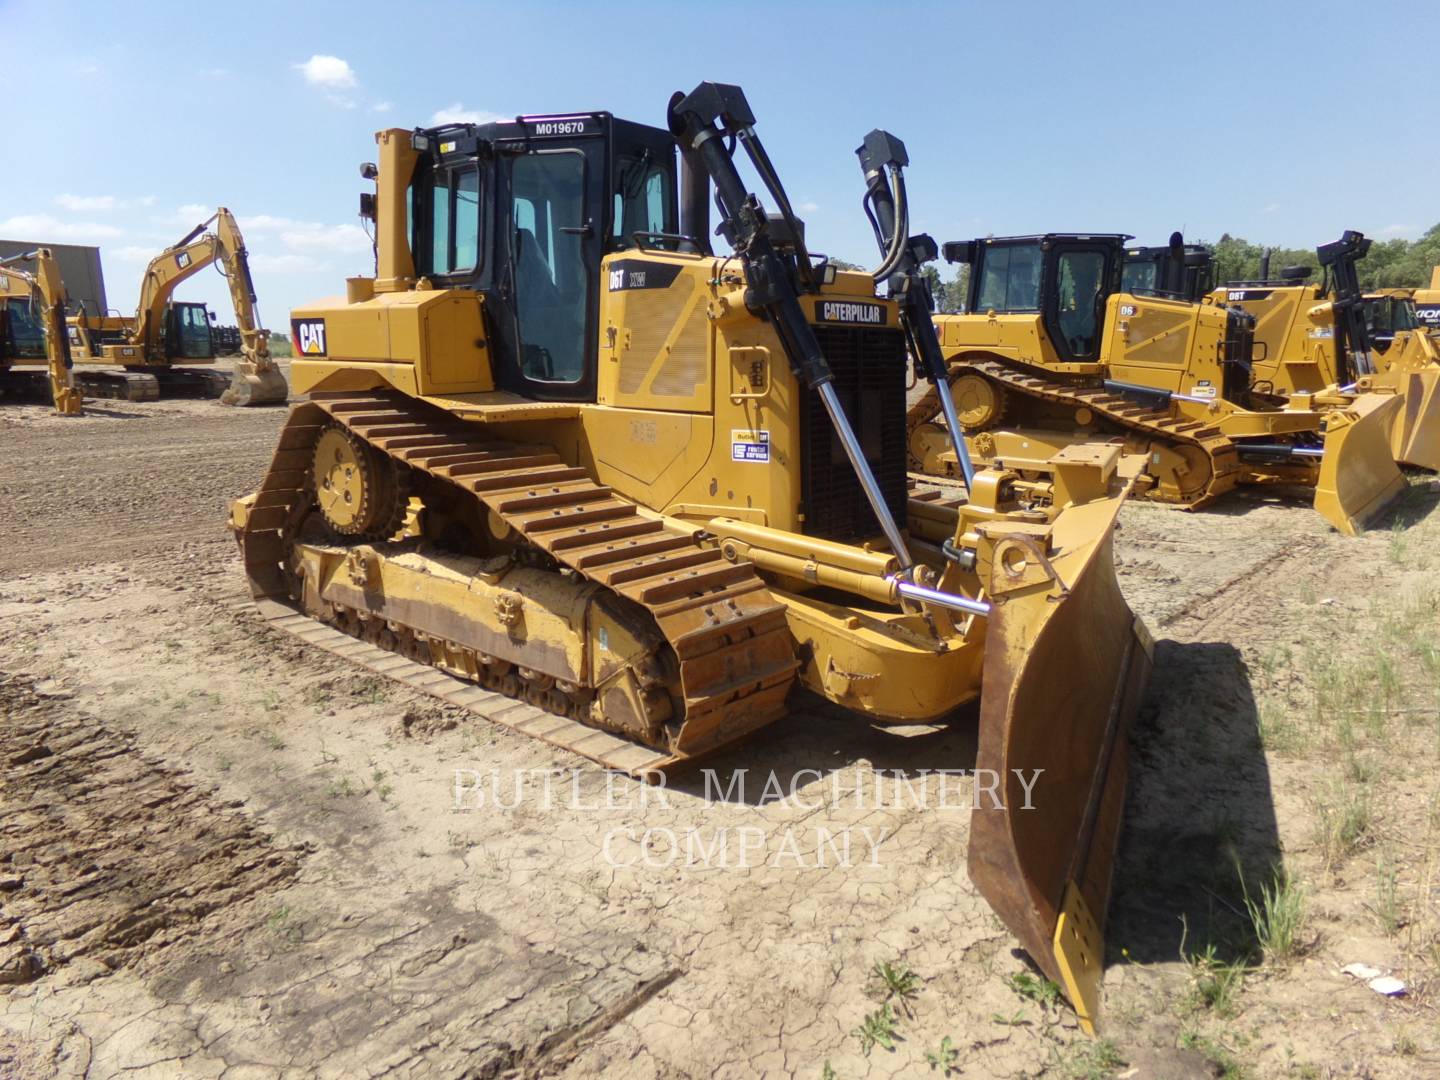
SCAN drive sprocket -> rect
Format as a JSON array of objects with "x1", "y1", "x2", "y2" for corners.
[{"x1": 311, "y1": 423, "x2": 408, "y2": 538}]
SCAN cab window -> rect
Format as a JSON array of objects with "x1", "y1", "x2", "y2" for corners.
[
  {"x1": 1121, "y1": 260, "x2": 1157, "y2": 294},
  {"x1": 1056, "y1": 250, "x2": 1107, "y2": 356},
  {"x1": 425, "y1": 164, "x2": 482, "y2": 276},
  {"x1": 975, "y1": 243, "x2": 1042, "y2": 311},
  {"x1": 611, "y1": 152, "x2": 674, "y2": 250},
  {"x1": 511, "y1": 151, "x2": 588, "y2": 383}
]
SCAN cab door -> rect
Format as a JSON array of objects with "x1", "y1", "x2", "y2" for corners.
[
  {"x1": 492, "y1": 134, "x2": 606, "y2": 402},
  {"x1": 1042, "y1": 242, "x2": 1118, "y2": 363}
]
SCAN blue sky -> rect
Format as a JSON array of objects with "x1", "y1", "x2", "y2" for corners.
[{"x1": 1, "y1": 0, "x2": 1432, "y2": 322}]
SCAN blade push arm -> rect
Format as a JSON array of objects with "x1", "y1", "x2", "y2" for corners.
[
  {"x1": 855, "y1": 129, "x2": 975, "y2": 489},
  {"x1": 667, "y1": 82, "x2": 915, "y2": 570},
  {"x1": 1318, "y1": 230, "x2": 1374, "y2": 382}
]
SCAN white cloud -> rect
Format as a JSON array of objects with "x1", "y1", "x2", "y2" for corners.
[
  {"x1": 1378, "y1": 224, "x2": 1419, "y2": 239},
  {"x1": 1262, "y1": 202, "x2": 1281, "y2": 214},
  {"x1": 295, "y1": 54, "x2": 357, "y2": 90},
  {"x1": 238, "y1": 214, "x2": 372, "y2": 257},
  {"x1": 797, "y1": 200, "x2": 820, "y2": 214},
  {"x1": 372, "y1": 100, "x2": 393, "y2": 113},
  {"x1": 0, "y1": 214, "x2": 124, "y2": 242},
  {"x1": 199, "y1": 67, "x2": 230, "y2": 78},
  {"x1": 56, "y1": 194, "x2": 119, "y2": 212},
  {"x1": 111, "y1": 245, "x2": 158, "y2": 263},
  {"x1": 430, "y1": 103, "x2": 506, "y2": 126},
  {"x1": 294, "y1": 54, "x2": 360, "y2": 107},
  {"x1": 249, "y1": 252, "x2": 329, "y2": 274},
  {"x1": 161, "y1": 203, "x2": 215, "y2": 226}
]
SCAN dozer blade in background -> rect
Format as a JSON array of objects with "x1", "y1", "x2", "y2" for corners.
[
  {"x1": 1313, "y1": 391, "x2": 1407, "y2": 536},
  {"x1": 222, "y1": 360, "x2": 289, "y2": 406},
  {"x1": 1387, "y1": 368, "x2": 1440, "y2": 471},
  {"x1": 968, "y1": 484, "x2": 1153, "y2": 1033}
]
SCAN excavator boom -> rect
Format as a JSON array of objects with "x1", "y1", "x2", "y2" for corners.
[
  {"x1": 0, "y1": 249, "x2": 83, "y2": 415},
  {"x1": 66, "y1": 208, "x2": 287, "y2": 405}
]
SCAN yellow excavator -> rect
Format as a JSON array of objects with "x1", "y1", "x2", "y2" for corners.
[
  {"x1": 232, "y1": 84, "x2": 1154, "y2": 1031},
  {"x1": 0, "y1": 248, "x2": 83, "y2": 415},
  {"x1": 67, "y1": 208, "x2": 288, "y2": 405},
  {"x1": 1214, "y1": 232, "x2": 1440, "y2": 473},
  {"x1": 911, "y1": 232, "x2": 1405, "y2": 534}
]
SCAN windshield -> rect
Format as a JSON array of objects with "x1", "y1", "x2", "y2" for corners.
[
  {"x1": 2, "y1": 299, "x2": 46, "y2": 358},
  {"x1": 975, "y1": 243, "x2": 1043, "y2": 311}
]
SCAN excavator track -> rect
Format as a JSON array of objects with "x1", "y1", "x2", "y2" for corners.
[
  {"x1": 73, "y1": 369, "x2": 161, "y2": 402},
  {"x1": 238, "y1": 389, "x2": 798, "y2": 775},
  {"x1": 910, "y1": 358, "x2": 1244, "y2": 506}
]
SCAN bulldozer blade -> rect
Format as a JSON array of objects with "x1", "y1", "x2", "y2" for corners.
[
  {"x1": 1313, "y1": 391, "x2": 1407, "y2": 536},
  {"x1": 1387, "y1": 368, "x2": 1440, "y2": 471},
  {"x1": 968, "y1": 487, "x2": 1153, "y2": 1033},
  {"x1": 222, "y1": 360, "x2": 289, "y2": 406}
]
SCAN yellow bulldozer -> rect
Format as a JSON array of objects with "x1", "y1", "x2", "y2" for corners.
[
  {"x1": 1213, "y1": 232, "x2": 1440, "y2": 473},
  {"x1": 0, "y1": 247, "x2": 84, "y2": 415},
  {"x1": 910, "y1": 232, "x2": 1405, "y2": 534},
  {"x1": 232, "y1": 84, "x2": 1155, "y2": 1030},
  {"x1": 67, "y1": 208, "x2": 288, "y2": 405},
  {"x1": 1415, "y1": 266, "x2": 1440, "y2": 328}
]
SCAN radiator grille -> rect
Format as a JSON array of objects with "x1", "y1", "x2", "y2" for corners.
[{"x1": 802, "y1": 326, "x2": 908, "y2": 542}]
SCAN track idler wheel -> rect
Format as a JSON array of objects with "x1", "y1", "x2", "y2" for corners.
[
  {"x1": 312, "y1": 424, "x2": 408, "y2": 538},
  {"x1": 949, "y1": 372, "x2": 1007, "y2": 431}
]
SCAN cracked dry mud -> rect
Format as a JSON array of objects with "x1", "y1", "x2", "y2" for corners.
[{"x1": 2, "y1": 396, "x2": 1439, "y2": 1078}]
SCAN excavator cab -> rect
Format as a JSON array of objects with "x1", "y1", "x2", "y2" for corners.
[
  {"x1": 0, "y1": 296, "x2": 46, "y2": 359},
  {"x1": 163, "y1": 301, "x2": 217, "y2": 361},
  {"x1": 405, "y1": 115, "x2": 679, "y2": 403}
]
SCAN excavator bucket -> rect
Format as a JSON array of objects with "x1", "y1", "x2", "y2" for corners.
[
  {"x1": 222, "y1": 359, "x2": 289, "y2": 406},
  {"x1": 969, "y1": 482, "x2": 1153, "y2": 1033},
  {"x1": 1389, "y1": 367, "x2": 1440, "y2": 471},
  {"x1": 1313, "y1": 391, "x2": 1407, "y2": 536}
]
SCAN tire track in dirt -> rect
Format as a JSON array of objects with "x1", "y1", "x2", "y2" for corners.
[{"x1": 0, "y1": 673, "x2": 301, "y2": 987}]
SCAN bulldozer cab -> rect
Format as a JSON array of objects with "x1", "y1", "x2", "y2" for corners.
[
  {"x1": 407, "y1": 114, "x2": 678, "y2": 403},
  {"x1": 163, "y1": 301, "x2": 217, "y2": 360},
  {"x1": 960, "y1": 235, "x2": 1127, "y2": 363},
  {"x1": 1122, "y1": 241, "x2": 1214, "y2": 301},
  {"x1": 1364, "y1": 292, "x2": 1419, "y2": 354}
]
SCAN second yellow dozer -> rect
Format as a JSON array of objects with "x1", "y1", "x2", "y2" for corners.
[
  {"x1": 230, "y1": 84, "x2": 1153, "y2": 1031},
  {"x1": 1214, "y1": 231, "x2": 1440, "y2": 473},
  {"x1": 911, "y1": 232, "x2": 1405, "y2": 534}
]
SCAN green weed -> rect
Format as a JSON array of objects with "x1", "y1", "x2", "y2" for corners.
[
  {"x1": 868, "y1": 960, "x2": 921, "y2": 1016},
  {"x1": 851, "y1": 1002, "x2": 898, "y2": 1055},
  {"x1": 925, "y1": 1035, "x2": 960, "y2": 1074}
]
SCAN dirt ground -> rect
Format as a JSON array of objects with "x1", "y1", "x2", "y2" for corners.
[{"x1": 2, "y1": 387, "x2": 1439, "y2": 1079}]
